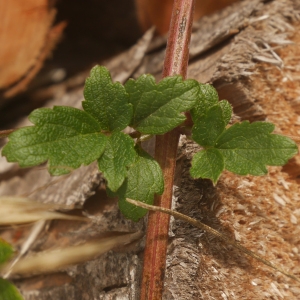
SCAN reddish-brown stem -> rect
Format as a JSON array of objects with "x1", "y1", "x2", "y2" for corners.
[
  {"x1": 140, "y1": 1, "x2": 195, "y2": 299},
  {"x1": 0, "y1": 129, "x2": 16, "y2": 138}
]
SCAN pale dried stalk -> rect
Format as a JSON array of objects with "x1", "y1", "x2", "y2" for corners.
[{"x1": 127, "y1": 198, "x2": 300, "y2": 283}]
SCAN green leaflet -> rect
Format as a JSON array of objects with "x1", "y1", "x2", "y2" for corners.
[
  {"x1": 216, "y1": 121, "x2": 298, "y2": 175},
  {"x1": 192, "y1": 105, "x2": 226, "y2": 147},
  {"x1": 0, "y1": 279, "x2": 23, "y2": 300},
  {"x1": 0, "y1": 238, "x2": 13, "y2": 265},
  {"x1": 115, "y1": 147, "x2": 164, "y2": 221},
  {"x1": 190, "y1": 83, "x2": 219, "y2": 122},
  {"x1": 190, "y1": 148, "x2": 224, "y2": 184},
  {"x1": 2, "y1": 106, "x2": 107, "y2": 175},
  {"x1": 83, "y1": 66, "x2": 132, "y2": 131},
  {"x1": 98, "y1": 131, "x2": 136, "y2": 192},
  {"x1": 190, "y1": 99, "x2": 232, "y2": 183},
  {"x1": 219, "y1": 100, "x2": 232, "y2": 125},
  {"x1": 125, "y1": 74, "x2": 199, "y2": 134}
]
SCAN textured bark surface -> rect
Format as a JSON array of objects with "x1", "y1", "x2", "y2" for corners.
[{"x1": 0, "y1": 0, "x2": 300, "y2": 299}]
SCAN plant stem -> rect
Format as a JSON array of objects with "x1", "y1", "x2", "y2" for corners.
[
  {"x1": 0, "y1": 129, "x2": 16, "y2": 138},
  {"x1": 128, "y1": 198, "x2": 300, "y2": 283},
  {"x1": 140, "y1": 1, "x2": 195, "y2": 299}
]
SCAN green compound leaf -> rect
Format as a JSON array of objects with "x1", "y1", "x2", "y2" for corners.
[
  {"x1": 2, "y1": 106, "x2": 107, "y2": 175},
  {"x1": 215, "y1": 121, "x2": 298, "y2": 175},
  {"x1": 0, "y1": 278, "x2": 23, "y2": 300},
  {"x1": 115, "y1": 146, "x2": 164, "y2": 221},
  {"x1": 83, "y1": 66, "x2": 132, "y2": 131},
  {"x1": 98, "y1": 131, "x2": 136, "y2": 192},
  {"x1": 0, "y1": 238, "x2": 13, "y2": 265},
  {"x1": 191, "y1": 112, "x2": 298, "y2": 182},
  {"x1": 192, "y1": 105, "x2": 226, "y2": 147},
  {"x1": 190, "y1": 149, "x2": 224, "y2": 184},
  {"x1": 125, "y1": 74, "x2": 199, "y2": 134},
  {"x1": 190, "y1": 83, "x2": 219, "y2": 122}
]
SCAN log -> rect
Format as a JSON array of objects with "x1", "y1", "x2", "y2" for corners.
[
  {"x1": 0, "y1": 0, "x2": 65, "y2": 100},
  {"x1": 0, "y1": 0, "x2": 300, "y2": 299}
]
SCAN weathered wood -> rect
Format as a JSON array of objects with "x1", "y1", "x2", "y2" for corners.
[
  {"x1": 0, "y1": 0, "x2": 65, "y2": 100},
  {"x1": 0, "y1": 0, "x2": 300, "y2": 299}
]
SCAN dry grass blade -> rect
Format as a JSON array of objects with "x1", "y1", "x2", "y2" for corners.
[
  {"x1": 3, "y1": 220, "x2": 46, "y2": 279},
  {"x1": 0, "y1": 197, "x2": 86, "y2": 225},
  {"x1": 126, "y1": 198, "x2": 300, "y2": 283},
  {"x1": 3, "y1": 231, "x2": 142, "y2": 276}
]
